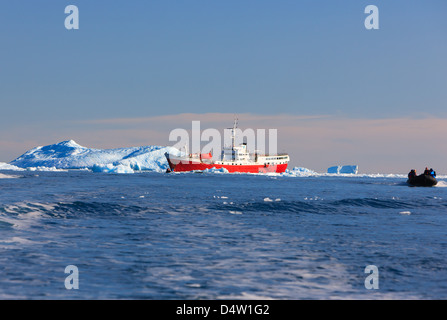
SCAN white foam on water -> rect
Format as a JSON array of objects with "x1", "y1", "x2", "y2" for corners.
[
  {"x1": 0, "y1": 173, "x2": 20, "y2": 179},
  {"x1": 434, "y1": 181, "x2": 447, "y2": 187},
  {"x1": 0, "y1": 202, "x2": 56, "y2": 230},
  {"x1": 218, "y1": 292, "x2": 274, "y2": 300},
  {"x1": 0, "y1": 237, "x2": 36, "y2": 245}
]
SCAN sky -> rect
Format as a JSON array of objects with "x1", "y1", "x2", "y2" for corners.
[{"x1": 0, "y1": 0, "x2": 446, "y2": 173}]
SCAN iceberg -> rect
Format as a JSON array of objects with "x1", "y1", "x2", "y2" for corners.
[
  {"x1": 10, "y1": 140, "x2": 182, "y2": 173},
  {"x1": 327, "y1": 165, "x2": 359, "y2": 174},
  {"x1": 0, "y1": 162, "x2": 24, "y2": 171},
  {"x1": 282, "y1": 167, "x2": 318, "y2": 177}
]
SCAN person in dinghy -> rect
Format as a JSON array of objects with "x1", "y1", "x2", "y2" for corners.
[{"x1": 407, "y1": 167, "x2": 438, "y2": 187}]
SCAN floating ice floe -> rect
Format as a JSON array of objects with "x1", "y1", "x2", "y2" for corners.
[
  {"x1": 201, "y1": 167, "x2": 229, "y2": 174},
  {"x1": 0, "y1": 173, "x2": 20, "y2": 179},
  {"x1": 281, "y1": 167, "x2": 318, "y2": 177},
  {"x1": 327, "y1": 165, "x2": 359, "y2": 174}
]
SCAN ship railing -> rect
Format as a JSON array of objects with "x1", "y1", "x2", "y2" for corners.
[{"x1": 251, "y1": 153, "x2": 289, "y2": 157}]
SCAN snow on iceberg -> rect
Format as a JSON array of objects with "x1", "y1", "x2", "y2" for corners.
[
  {"x1": 0, "y1": 162, "x2": 24, "y2": 171},
  {"x1": 327, "y1": 165, "x2": 359, "y2": 174},
  {"x1": 25, "y1": 166, "x2": 68, "y2": 172},
  {"x1": 10, "y1": 140, "x2": 181, "y2": 173},
  {"x1": 92, "y1": 163, "x2": 135, "y2": 174}
]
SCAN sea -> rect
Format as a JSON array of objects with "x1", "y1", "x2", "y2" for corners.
[{"x1": 1, "y1": 170, "x2": 446, "y2": 300}]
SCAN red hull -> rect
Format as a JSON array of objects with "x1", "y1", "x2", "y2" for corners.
[{"x1": 166, "y1": 157, "x2": 288, "y2": 174}]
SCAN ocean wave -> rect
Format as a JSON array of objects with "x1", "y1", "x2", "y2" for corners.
[
  {"x1": 330, "y1": 198, "x2": 413, "y2": 209},
  {"x1": 0, "y1": 200, "x2": 184, "y2": 224},
  {"x1": 211, "y1": 195, "x2": 445, "y2": 215},
  {"x1": 213, "y1": 199, "x2": 336, "y2": 215}
]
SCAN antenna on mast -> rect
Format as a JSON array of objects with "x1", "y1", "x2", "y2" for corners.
[{"x1": 232, "y1": 116, "x2": 238, "y2": 148}]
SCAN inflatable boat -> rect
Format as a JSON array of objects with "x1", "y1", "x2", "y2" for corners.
[{"x1": 407, "y1": 174, "x2": 438, "y2": 187}]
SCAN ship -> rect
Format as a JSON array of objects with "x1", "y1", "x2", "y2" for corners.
[{"x1": 165, "y1": 120, "x2": 290, "y2": 173}]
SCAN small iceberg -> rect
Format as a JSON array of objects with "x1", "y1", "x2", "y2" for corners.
[
  {"x1": 327, "y1": 165, "x2": 359, "y2": 174},
  {"x1": 202, "y1": 167, "x2": 229, "y2": 174},
  {"x1": 282, "y1": 167, "x2": 318, "y2": 177}
]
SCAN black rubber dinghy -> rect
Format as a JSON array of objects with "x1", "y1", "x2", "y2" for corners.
[{"x1": 407, "y1": 174, "x2": 438, "y2": 187}]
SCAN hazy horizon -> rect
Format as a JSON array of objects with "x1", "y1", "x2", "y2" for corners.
[{"x1": 3, "y1": 112, "x2": 447, "y2": 174}]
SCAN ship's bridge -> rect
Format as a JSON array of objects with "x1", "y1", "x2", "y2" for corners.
[{"x1": 221, "y1": 143, "x2": 250, "y2": 162}]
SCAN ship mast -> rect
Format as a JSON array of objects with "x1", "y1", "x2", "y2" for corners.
[{"x1": 231, "y1": 117, "x2": 238, "y2": 149}]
